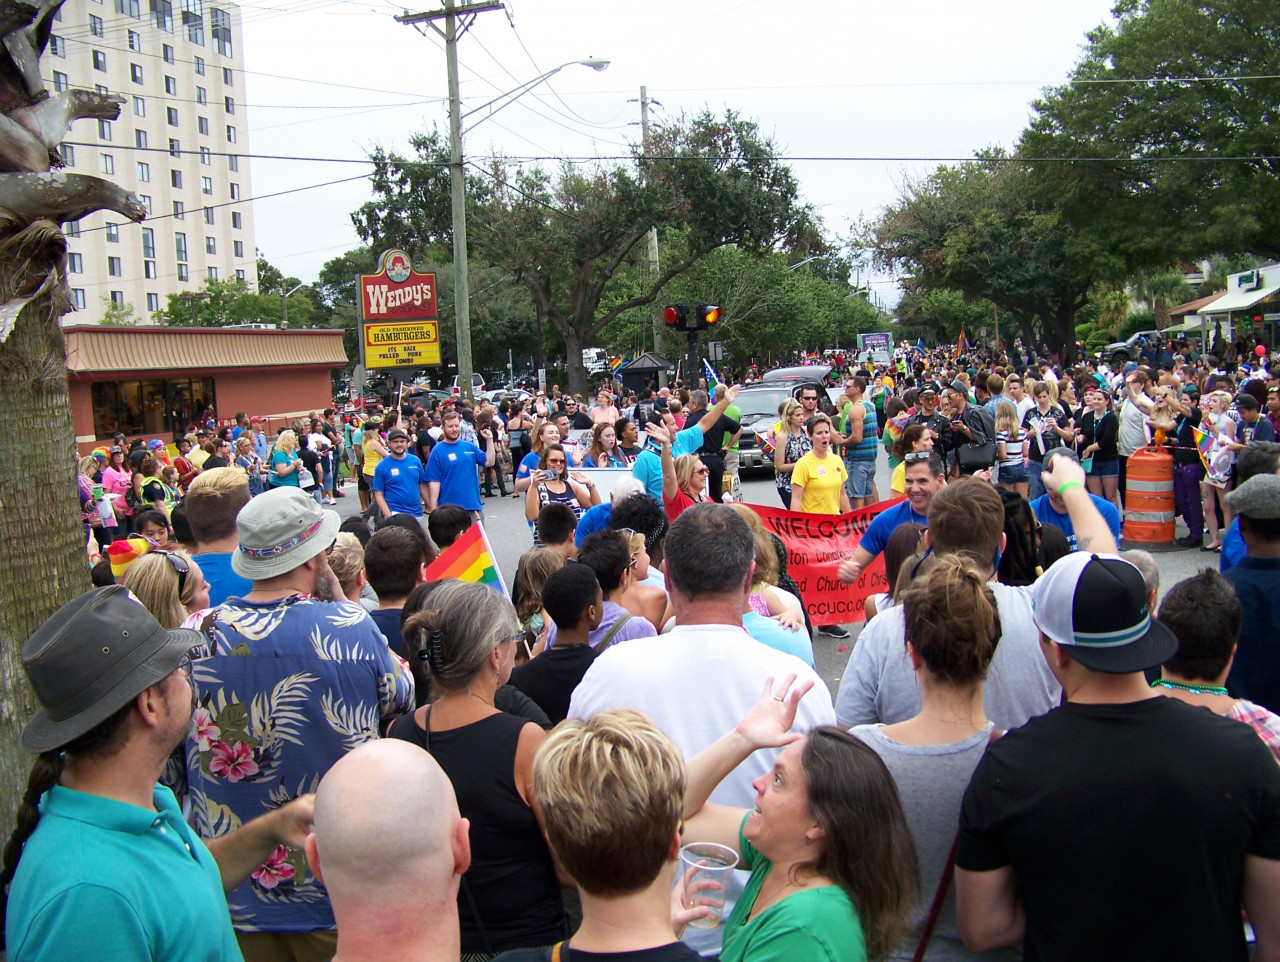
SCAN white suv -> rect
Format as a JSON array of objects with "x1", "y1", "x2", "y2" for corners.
[{"x1": 450, "y1": 373, "x2": 487, "y2": 395}]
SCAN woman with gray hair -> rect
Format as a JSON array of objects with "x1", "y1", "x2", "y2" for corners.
[{"x1": 388, "y1": 581, "x2": 565, "y2": 960}]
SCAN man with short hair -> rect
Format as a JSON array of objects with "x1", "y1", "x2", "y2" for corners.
[
  {"x1": 982, "y1": 373, "x2": 1006, "y2": 417},
  {"x1": 231, "y1": 411, "x2": 250, "y2": 440},
  {"x1": 837, "y1": 377, "x2": 879, "y2": 508},
  {"x1": 425, "y1": 410, "x2": 495, "y2": 518},
  {"x1": 305, "y1": 740, "x2": 470, "y2": 962},
  {"x1": 1233, "y1": 392, "x2": 1277, "y2": 445},
  {"x1": 569, "y1": 503, "x2": 834, "y2": 957},
  {"x1": 836, "y1": 476, "x2": 1060, "y2": 731},
  {"x1": 946, "y1": 380, "x2": 996, "y2": 475},
  {"x1": 837, "y1": 452, "x2": 945, "y2": 585},
  {"x1": 631, "y1": 385, "x2": 741, "y2": 502},
  {"x1": 1030, "y1": 448, "x2": 1122, "y2": 550},
  {"x1": 184, "y1": 466, "x2": 253, "y2": 605},
  {"x1": 563, "y1": 396, "x2": 593, "y2": 430},
  {"x1": 906, "y1": 385, "x2": 953, "y2": 458},
  {"x1": 364, "y1": 526, "x2": 429, "y2": 656},
  {"x1": 1005, "y1": 375, "x2": 1034, "y2": 422},
  {"x1": 536, "y1": 502, "x2": 579, "y2": 560},
  {"x1": 955, "y1": 459, "x2": 1280, "y2": 961},
  {"x1": 176, "y1": 487, "x2": 415, "y2": 958},
  {"x1": 6, "y1": 586, "x2": 314, "y2": 962},
  {"x1": 372, "y1": 427, "x2": 430, "y2": 522}
]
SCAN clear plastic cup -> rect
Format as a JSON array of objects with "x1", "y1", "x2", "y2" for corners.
[{"x1": 678, "y1": 842, "x2": 739, "y2": 928}]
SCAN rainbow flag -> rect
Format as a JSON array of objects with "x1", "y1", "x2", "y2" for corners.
[
  {"x1": 423, "y1": 521, "x2": 507, "y2": 596},
  {"x1": 107, "y1": 536, "x2": 152, "y2": 579},
  {"x1": 610, "y1": 355, "x2": 627, "y2": 373},
  {"x1": 954, "y1": 327, "x2": 965, "y2": 362},
  {"x1": 1192, "y1": 426, "x2": 1214, "y2": 474}
]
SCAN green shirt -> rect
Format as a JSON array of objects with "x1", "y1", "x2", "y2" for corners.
[
  {"x1": 719, "y1": 816, "x2": 866, "y2": 962},
  {"x1": 724, "y1": 403, "x2": 742, "y2": 452}
]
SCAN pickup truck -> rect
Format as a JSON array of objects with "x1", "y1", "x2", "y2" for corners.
[{"x1": 1101, "y1": 330, "x2": 1161, "y2": 365}]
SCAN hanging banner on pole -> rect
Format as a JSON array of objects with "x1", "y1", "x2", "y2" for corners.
[
  {"x1": 748, "y1": 498, "x2": 902, "y2": 626},
  {"x1": 358, "y1": 249, "x2": 441, "y2": 368}
]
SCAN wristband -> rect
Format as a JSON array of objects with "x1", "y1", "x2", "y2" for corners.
[{"x1": 1057, "y1": 480, "x2": 1085, "y2": 496}]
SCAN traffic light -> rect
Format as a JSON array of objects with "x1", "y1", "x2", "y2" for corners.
[
  {"x1": 697, "y1": 303, "x2": 721, "y2": 329},
  {"x1": 663, "y1": 304, "x2": 689, "y2": 330}
]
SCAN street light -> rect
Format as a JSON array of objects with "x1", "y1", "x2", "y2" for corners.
[
  {"x1": 281, "y1": 281, "x2": 303, "y2": 328},
  {"x1": 462, "y1": 59, "x2": 610, "y2": 128}
]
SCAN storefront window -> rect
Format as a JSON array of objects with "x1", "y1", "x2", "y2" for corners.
[{"x1": 90, "y1": 376, "x2": 217, "y2": 440}]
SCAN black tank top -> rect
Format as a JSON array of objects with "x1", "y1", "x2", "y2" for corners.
[{"x1": 387, "y1": 710, "x2": 565, "y2": 953}]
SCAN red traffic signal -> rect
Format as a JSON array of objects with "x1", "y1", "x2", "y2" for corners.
[
  {"x1": 664, "y1": 304, "x2": 689, "y2": 329},
  {"x1": 697, "y1": 304, "x2": 722, "y2": 327}
]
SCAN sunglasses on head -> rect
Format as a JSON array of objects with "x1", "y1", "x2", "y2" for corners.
[
  {"x1": 904, "y1": 451, "x2": 932, "y2": 464},
  {"x1": 155, "y1": 551, "x2": 189, "y2": 596}
]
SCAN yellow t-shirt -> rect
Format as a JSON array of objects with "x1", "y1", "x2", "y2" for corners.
[
  {"x1": 891, "y1": 460, "x2": 906, "y2": 494},
  {"x1": 791, "y1": 451, "x2": 848, "y2": 515},
  {"x1": 362, "y1": 435, "x2": 384, "y2": 477},
  {"x1": 189, "y1": 448, "x2": 209, "y2": 469}
]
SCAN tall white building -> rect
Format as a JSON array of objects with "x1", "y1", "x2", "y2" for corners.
[{"x1": 45, "y1": 0, "x2": 257, "y2": 325}]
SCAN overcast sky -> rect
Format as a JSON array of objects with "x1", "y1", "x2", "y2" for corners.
[{"x1": 240, "y1": 0, "x2": 1118, "y2": 298}]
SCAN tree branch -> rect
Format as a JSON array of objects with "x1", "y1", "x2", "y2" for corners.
[{"x1": 587, "y1": 244, "x2": 723, "y2": 339}]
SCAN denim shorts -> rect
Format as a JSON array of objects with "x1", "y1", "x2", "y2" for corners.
[
  {"x1": 1088, "y1": 458, "x2": 1120, "y2": 478},
  {"x1": 999, "y1": 462, "x2": 1028, "y2": 484},
  {"x1": 845, "y1": 458, "x2": 877, "y2": 498}
]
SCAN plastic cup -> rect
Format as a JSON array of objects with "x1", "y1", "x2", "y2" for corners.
[{"x1": 678, "y1": 842, "x2": 739, "y2": 929}]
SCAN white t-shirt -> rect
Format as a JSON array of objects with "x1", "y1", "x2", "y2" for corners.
[
  {"x1": 1118, "y1": 397, "x2": 1150, "y2": 457},
  {"x1": 835, "y1": 581, "x2": 1060, "y2": 731},
  {"x1": 1014, "y1": 395, "x2": 1036, "y2": 423},
  {"x1": 568, "y1": 623, "x2": 835, "y2": 956}
]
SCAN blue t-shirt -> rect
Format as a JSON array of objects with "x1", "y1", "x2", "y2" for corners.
[
  {"x1": 515, "y1": 450, "x2": 542, "y2": 480},
  {"x1": 269, "y1": 450, "x2": 300, "y2": 486},
  {"x1": 192, "y1": 551, "x2": 253, "y2": 607},
  {"x1": 372, "y1": 453, "x2": 429, "y2": 516},
  {"x1": 743, "y1": 612, "x2": 814, "y2": 667},
  {"x1": 574, "y1": 502, "x2": 612, "y2": 547},
  {"x1": 426, "y1": 439, "x2": 486, "y2": 511},
  {"x1": 860, "y1": 500, "x2": 929, "y2": 560},
  {"x1": 1224, "y1": 555, "x2": 1280, "y2": 713},
  {"x1": 1030, "y1": 493, "x2": 1122, "y2": 551},
  {"x1": 1221, "y1": 519, "x2": 1245, "y2": 572},
  {"x1": 633, "y1": 424, "x2": 705, "y2": 502}
]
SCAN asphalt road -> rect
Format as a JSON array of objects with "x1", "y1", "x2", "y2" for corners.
[{"x1": 328, "y1": 460, "x2": 1221, "y2": 704}]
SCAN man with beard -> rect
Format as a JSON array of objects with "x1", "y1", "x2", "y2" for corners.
[
  {"x1": 174, "y1": 487, "x2": 415, "y2": 959},
  {"x1": 426, "y1": 409, "x2": 495, "y2": 519},
  {"x1": 1, "y1": 586, "x2": 315, "y2": 962}
]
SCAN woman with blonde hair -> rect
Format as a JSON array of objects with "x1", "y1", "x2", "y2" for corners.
[
  {"x1": 120, "y1": 549, "x2": 211, "y2": 628},
  {"x1": 652, "y1": 418, "x2": 712, "y2": 521},
  {"x1": 590, "y1": 389, "x2": 618, "y2": 426},
  {"x1": 268, "y1": 429, "x2": 303, "y2": 487},
  {"x1": 773, "y1": 398, "x2": 811, "y2": 508},
  {"x1": 325, "y1": 532, "x2": 367, "y2": 603},
  {"x1": 618, "y1": 528, "x2": 673, "y2": 631}
]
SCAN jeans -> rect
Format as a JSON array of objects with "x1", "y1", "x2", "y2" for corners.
[
  {"x1": 1027, "y1": 459, "x2": 1046, "y2": 501},
  {"x1": 1173, "y1": 462, "x2": 1204, "y2": 539},
  {"x1": 845, "y1": 458, "x2": 876, "y2": 499}
]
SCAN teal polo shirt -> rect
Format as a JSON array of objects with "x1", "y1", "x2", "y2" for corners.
[{"x1": 6, "y1": 784, "x2": 241, "y2": 962}]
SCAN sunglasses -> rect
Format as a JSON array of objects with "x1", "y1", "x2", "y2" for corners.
[
  {"x1": 176, "y1": 651, "x2": 194, "y2": 682},
  {"x1": 546, "y1": 459, "x2": 567, "y2": 466},
  {"x1": 155, "y1": 551, "x2": 189, "y2": 596},
  {"x1": 904, "y1": 451, "x2": 932, "y2": 464}
]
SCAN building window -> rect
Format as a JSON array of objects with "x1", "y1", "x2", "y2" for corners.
[
  {"x1": 235, "y1": 268, "x2": 244, "y2": 281},
  {"x1": 172, "y1": 200, "x2": 184, "y2": 218},
  {"x1": 89, "y1": 14, "x2": 104, "y2": 36},
  {"x1": 164, "y1": 75, "x2": 177, "y2": 94},
  {"x1": 203, "y1": 206, "x2": 214, "y2": 224},
  {"x1": 177, "y1": 263, "x2": 189, "y2": 282},
  {"x1": 64, "y1": 219, "x2": 81, "y2": 237},
  {"x1": 68, "y1": 252, "x2": 83, "y2": 273},
  {"x1": 110, "y1": 291, "x2": 126, "y2": 307},
  {"x1": 197, "y1": 116, "x2": 209, "y2": 135},
  {"x1": 166, "y1": 107, "x2": 179, "y2": 126},
  {"x1": 135, "y1": 129, "x2": 147, "y2": 149},
  {"x1": 183, "y1": 0, "x2": 203, "y2": 44},
  {"x1": 205, "y1": 236, "x2": 215, "y2": 254},
  {"x1": 223, "y1": 95, "x2": 234, "y2": 114},
  {"x1": 163, "y1": 43, "x2": 175, "y2": 62},
  {"x1": 231, "y1": 211, "x2": 241, "y2": 229},
  {"x1": 199, "y1": 146, "x2": 210, "y2": 164},
  {"x1": 168, "y1": 137, "x2": 180, "y2": 157},
  {"x1": 128, "y1": 29, "x2": 142, "y2": 50},
  {"x1": 207, "y1": 266, "x2": 217, "y2": 280},
  {"x1": 201, "y1": 176, "x2": 213, "y2": 195},
  {"x1": 229, "y1": 183, "x2": 239, "y2": 199},
  {"x1": 132, "y1": 96, "x2": 145, "y2": 116},
  {"x1": 194, "y1": 55, "x2": 205, "y2": 75},
  {"x1": 225, "y1": 125, "x2": 235, "y2": 143},
  {"x1": 96, "y1": 83, "x2": 109, "y2": 95},
  {"x1": 195, "y1": 86, "x2": 206, "y2": 105},
  {"x1": 92, "y1": 50, "x2": 107, "y2": 71},
  {"x1": 210, "y1": 7, "x2": 231, "y2": 56},
  {"x1": 136, "y1": 161, "x2": 150, "y2": 181},
  {"x1": 91, "y1": 377, "x2": 215, "y2": 438},
  {"x1": 170, "y1": 169, "x2": 182, "y2": 188},
  {"x1": 98, "y1": 119, "x2": 111, "y2": 141},
  {"x1": 227, "y1": 154, "x2": 238, "y2": 171},
  {"x1": 53, "y1": 70, "x2": 68, "y2": 90},
  {"x1": 50, "y1": 35, "x2": 65, "y2": 57},
  {"x1": 138, "y1": 194, "x2": 151, "y2": 214},
  {"x1": 147, "y1": 293, "x2": 160, "y2": 312},
  {"x1": 233, "y1": 239, "x2": 243, "y2": 257},
  {"x1": 175, "y1": 232, "x2": 187, "y2": 261},
  {"x1": 223, "y1": 66, "x2": 233, "y2": 85},
  {"x1": 71, "y1": 289, "x2": 86, "y2": 310},
  {"x1": 59, "y1": 143, "x2": 75, "y2": 166},
  {"x1": 144, "y1": 260, "x2": 157, "y2": 278},
  {"x1": 151, "y1": 0, "x2": 173, "y2": 33},
  {"x1": 141, "y1": 227, "x2": 155, "y2": 257},
  {"x1": 108, "y1": 257, "x2": 122, "y2": 276},
  {"x1": 100, "y1": 154, "x2": 114, "y2": 175},
  {"x1": 116, "y1": 0, "x2": 141, "y2": 18},
  {"x1": 106, "y1": 223, "x2": 120, "y2": 242}
]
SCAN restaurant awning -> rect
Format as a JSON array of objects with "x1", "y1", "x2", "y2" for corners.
[
  {"x1": 1203, "y1": 285, "x2": 1280, "y2": 315},
  {"x1": 64, "y1": 325, "x2": 349, "y2": 375}
]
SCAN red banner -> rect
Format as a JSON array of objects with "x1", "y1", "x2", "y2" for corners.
[{"x1": 749, "y1": 498, "x2": 903, "y2": 626}]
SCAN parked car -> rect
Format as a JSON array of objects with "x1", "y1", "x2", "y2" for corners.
[
  {"x1": 760, "y1": 363, "x2": 834, "y2": 384},
  {"x1": 450, "y1": 373, "x2": 487, "y2": 395},
  {"x1": 1101, "y1": 330, "x2": 1162, "y2": 365}
]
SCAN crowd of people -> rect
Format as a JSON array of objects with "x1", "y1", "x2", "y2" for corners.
[{"x1": 21, "y1": 342, "x2": 1280, "y2": 962}]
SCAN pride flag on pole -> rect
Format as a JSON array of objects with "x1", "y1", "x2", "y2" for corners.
[
  {"x1": 423, "y1": 521, "x2": 508, "y2": 596},
  {"x1": 703, "y1": 358, "x2": 720, "y2": 388},
  {"x1": 953, "y1": 327, "x2": 965, "y2": 362}
]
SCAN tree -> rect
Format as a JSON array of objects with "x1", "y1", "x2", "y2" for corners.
[
  {"x1": 157, "y1": 277, "x2": 314, "y2": 329},
  {"x1": 353, "y1": 112, "x2": 817, "y2": 393},
  {"x1": 1021, "y1": 0, "x2": 1280, "y2": 265},
  {"x1": 1131, "y1": 269, "x2": 1195, "y2": 330},
  {"x1": 99, "y1": 297, "x2": 140, "y2": 326}
]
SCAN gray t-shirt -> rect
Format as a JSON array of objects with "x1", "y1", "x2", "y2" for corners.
[
  {"x1": 835, "y1": 582, "x2": 1060, "y2": 731},
  {"x1": 851, "y1": 724, "x2": 1020, "y2": 962}
]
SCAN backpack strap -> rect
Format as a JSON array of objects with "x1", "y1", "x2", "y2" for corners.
[{"x1": 595, "y1": 613, "x2": 633, "y2": 655}]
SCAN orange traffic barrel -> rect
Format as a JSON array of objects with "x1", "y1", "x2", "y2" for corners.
[{"x1": 1123, "y1": 446, "x2": 1175, "y2": 545}]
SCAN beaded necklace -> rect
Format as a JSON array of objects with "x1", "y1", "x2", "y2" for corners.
[{"x1": 1151, "y1": 678, "x2": 1229, "y2": 696}]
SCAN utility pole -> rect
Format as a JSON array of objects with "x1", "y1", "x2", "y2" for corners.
[
  {"x1": 396, "y1": 0, "x2": 503, "y2": 402},
  {"x1": 639, "y1": 85, "x2": 667, "y2": 387}
]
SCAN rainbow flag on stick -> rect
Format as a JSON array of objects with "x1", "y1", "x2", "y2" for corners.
[
  {"x1": 1192, "y1": 426, "x2": 1215, "y2": 474},
  {"x1": 423, "y1": 521, "x2": 508, "y2": 596}
]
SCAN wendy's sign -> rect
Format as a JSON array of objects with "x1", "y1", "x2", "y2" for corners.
[{"x1": 358, "y1": 249, "x2": 439, "y2": 369}]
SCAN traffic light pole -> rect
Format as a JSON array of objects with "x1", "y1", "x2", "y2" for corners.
[{"x1": 686, "y1": 329, "x2": 701, "y2": 390}]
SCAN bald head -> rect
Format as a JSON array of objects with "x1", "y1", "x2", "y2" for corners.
[{"x1": 306, "y1": 740, "x2": 468, "y2": 904}]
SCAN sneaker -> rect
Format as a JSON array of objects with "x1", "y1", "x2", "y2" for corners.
[
  {"x1": 818, "y1": 624, "x2": 850, "y2": 639},
  {"x1": 334, "y1": 490, "x2": 346, "y2": 498}
]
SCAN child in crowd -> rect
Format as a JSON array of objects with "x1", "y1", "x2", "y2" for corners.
[
  {"x1": 536, "y1": 503, "x2": 578, "y2": 561},
  {"x1": 427, "y1": 504, "x2": 473, "y2": 550}
]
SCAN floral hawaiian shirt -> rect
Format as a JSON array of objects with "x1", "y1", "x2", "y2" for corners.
[{"x1": 170, "y1": 594, "x2": 414, "y2": 933}]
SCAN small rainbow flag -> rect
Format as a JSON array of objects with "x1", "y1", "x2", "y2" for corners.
[
  {"x1": 107, "y1": 536, "x2": 153, "y2": 579},
  {"x1": 424, "y1": 522, "x2": 508, "y2": 596},
  {"x1": 610, "y1": 355, "x2": 627, "y2": 373}
]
